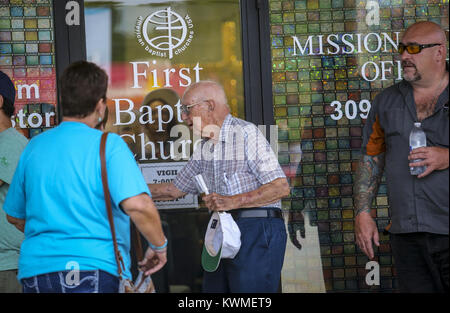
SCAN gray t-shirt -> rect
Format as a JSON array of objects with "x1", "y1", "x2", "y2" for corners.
[{"x1": 0, "y1": 127, "x2": 28, "y2": 271}]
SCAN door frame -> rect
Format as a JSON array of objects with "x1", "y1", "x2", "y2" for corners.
[
  {"x1": 53, "y1": 0, "x2": 274, "y2": 127},
  {"x1": 53, "y1": 0, "x2": 87, "y2": 123},
  {"x1": 241, "y1": 0, "x2": 274, "y2": 127}
]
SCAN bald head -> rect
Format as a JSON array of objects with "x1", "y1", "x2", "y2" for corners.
[
  {"x1": 400, "y1": 21, "x2": 448, "y2": 84},
  {"x1": 183, "y1": 81, "x2": 228, "y2": 107},
  {"x1": 180, "y1": 81, "x2": 231, "y2": 136},
  {"x1": 403, "y1": 21, "x2": 447, "y2": 45},
  {"x1": 182, "y1": 80, "x2": 230, "y2": 118}
]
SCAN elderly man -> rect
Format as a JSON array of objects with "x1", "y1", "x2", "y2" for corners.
[
  {"x1": 354, "y1": 21, "x2": 449, "y2": 293},
  {"x1": 149, "y1": 80, "x2": 290, "y2": 293}
]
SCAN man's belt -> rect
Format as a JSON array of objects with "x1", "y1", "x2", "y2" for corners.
[{"x1": 230, "y1": 207, "x2": 283, "y2": 220}]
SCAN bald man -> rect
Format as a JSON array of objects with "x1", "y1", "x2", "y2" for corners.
[
  {"x1": 149, "y1": 81, "x2": 290, "y2": 292},
  {"x1": 354, "y1": 21, "x2": 449, "y2": 292}
]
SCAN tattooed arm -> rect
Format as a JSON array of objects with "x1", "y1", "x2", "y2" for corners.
[
  {"x1": 354, "y1": 153, "x2": 386, "y2": 215},
  {"x1": 353, "y1": 153, "x2": 385, "y2": 259}
]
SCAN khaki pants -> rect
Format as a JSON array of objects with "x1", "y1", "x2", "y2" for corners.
[{"x1": 0, "y1": 270, "x2": 22, "y2": 293}]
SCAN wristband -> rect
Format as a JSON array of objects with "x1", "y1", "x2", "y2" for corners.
[{"x1": 149, "y1": 237, "x2": 168, "y2": 251}]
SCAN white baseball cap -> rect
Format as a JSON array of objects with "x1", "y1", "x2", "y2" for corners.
[{"x1": 201, "y1": 212, "x2": 241, "y2": 272}]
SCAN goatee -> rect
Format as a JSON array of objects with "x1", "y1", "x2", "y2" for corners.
[{"x1": 401, "y1": 61, "x2": 421, "y2": 82}]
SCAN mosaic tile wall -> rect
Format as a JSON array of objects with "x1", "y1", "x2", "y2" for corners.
[
  {"x1": 0, "y1": 0, "x2": 56, "y2": 138},
  {"x1": 271, "y1": 0, "x2": 449, "y2": 292}
]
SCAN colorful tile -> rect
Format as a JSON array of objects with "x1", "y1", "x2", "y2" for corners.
[
  {"x1": 11, "y1": 18, "x2": 23, "y2": 28},
  {"x1": 10, "y1": 6, "x2": 23, "y2": 17},
  {"x1": 0, "y1": 43, "x2": 11, "y2": 53}
]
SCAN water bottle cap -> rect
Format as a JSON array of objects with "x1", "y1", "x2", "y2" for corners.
[{"x1": 414, "y1": 122, "x2": 421, "y2": 127}]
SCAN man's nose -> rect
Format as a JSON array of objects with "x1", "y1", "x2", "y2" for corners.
[{"x1": 399, "y1": 51, "x2": 411, "y2": 63}]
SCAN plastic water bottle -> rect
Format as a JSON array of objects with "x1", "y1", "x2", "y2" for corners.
[{"x1": 409, "y1": 122, "x2": 427, "y2": 175}]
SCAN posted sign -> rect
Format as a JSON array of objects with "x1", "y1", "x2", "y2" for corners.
[{"x1": 139, "y1": 162, "x2": 198, "y2": 209}]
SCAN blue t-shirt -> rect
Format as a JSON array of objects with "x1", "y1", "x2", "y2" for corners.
[{"x1": 3, "y1": 122, "x2": 149, "y2": 280}]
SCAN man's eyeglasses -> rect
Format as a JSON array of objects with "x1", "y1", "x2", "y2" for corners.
[
  {"x1": 398, "y1": 43, "x2": 441, "y2": 55},
  {"x1": 180, "y1": 99, "x2": 209, "y2": 115}
]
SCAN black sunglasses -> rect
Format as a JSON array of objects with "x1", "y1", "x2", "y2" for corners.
[{"x1": 398, "y1": 43, "x2": 441, "y2": 55}]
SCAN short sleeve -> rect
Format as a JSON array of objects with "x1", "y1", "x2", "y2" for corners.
[
  {"x1": 246, "y1": 125, "x2": 286, "y2": 185},
  {"x1": 105, "y1": 133, "x2": 150, "y2": 206},
  {"x1": 0, "y1": 130, "x2": 27, "y2": 184},
  {"x1": 361, "y1": 96, "x2": 386, "y2": 156},
  {"x1": 3, "y1": 154, "x2": 26, "y2": 219},
  {"x1": 173, "y1": 156, "x2": 201, "y2": 194}
]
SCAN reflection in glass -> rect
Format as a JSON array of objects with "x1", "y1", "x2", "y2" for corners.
[
  {"x1": 84, "y1": 0, "x2": 244, "y2": 293},
  {"x1": 85, "y1": 0, "x2": 244, "y2": 163},
  {"x1": 0, "y1": 0, "x2": 57, "y2": 138}
]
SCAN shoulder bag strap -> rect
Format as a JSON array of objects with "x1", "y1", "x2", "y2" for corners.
[
  {"x1": 131, "y1": 222, "x2": 144, "y2": 263},
  {"x1": 100, "y1": 132, "x2": 125, "y2": 279}
]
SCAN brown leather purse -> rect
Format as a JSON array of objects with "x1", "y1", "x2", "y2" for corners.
[{"x1": 100, "y1": 132, "x2": 155, "y2": 293}]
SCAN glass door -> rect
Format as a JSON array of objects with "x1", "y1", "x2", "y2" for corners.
[
  {"x1": 0, "y1": 0, "x2": 57, "y2": 139},
  {"x1": 84, "y1": 0, "x2": 245, "y2": 293}
]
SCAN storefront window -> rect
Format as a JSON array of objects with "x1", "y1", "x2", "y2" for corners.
[
  {"x1": 0, "y1": 0, "x2": 57, "y2": 138},
  {"x1": 2, "y1": 0, "x2": 448, "y2": 294},
  {"x1": 271, "y1": 0, "x2": 449, "y2": 292},
  {"x1": 84, "y1": 0, "x2": 244, "y2": 292}
]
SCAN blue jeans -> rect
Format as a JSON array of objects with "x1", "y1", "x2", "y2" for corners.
[
  {"x1": 21, "y1": 270, "x2": 119, "y2": 293},
  {"x1": 203, "y1": 216, "x2": 287, "y2": 293}
]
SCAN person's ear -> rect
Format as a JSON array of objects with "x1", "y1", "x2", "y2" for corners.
[
  {"x1": 207, "y1": 99, "x2": 215, "y2": 112},
  {"x1": 95, "y1": 97, "x2": 106, "y2": 116},
  {"x1": 437, "y1": 44, "x2": 446, "y2": 62},
  {"x1": 0, "y1": 95, "x2": 4, "y2": 110}
]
